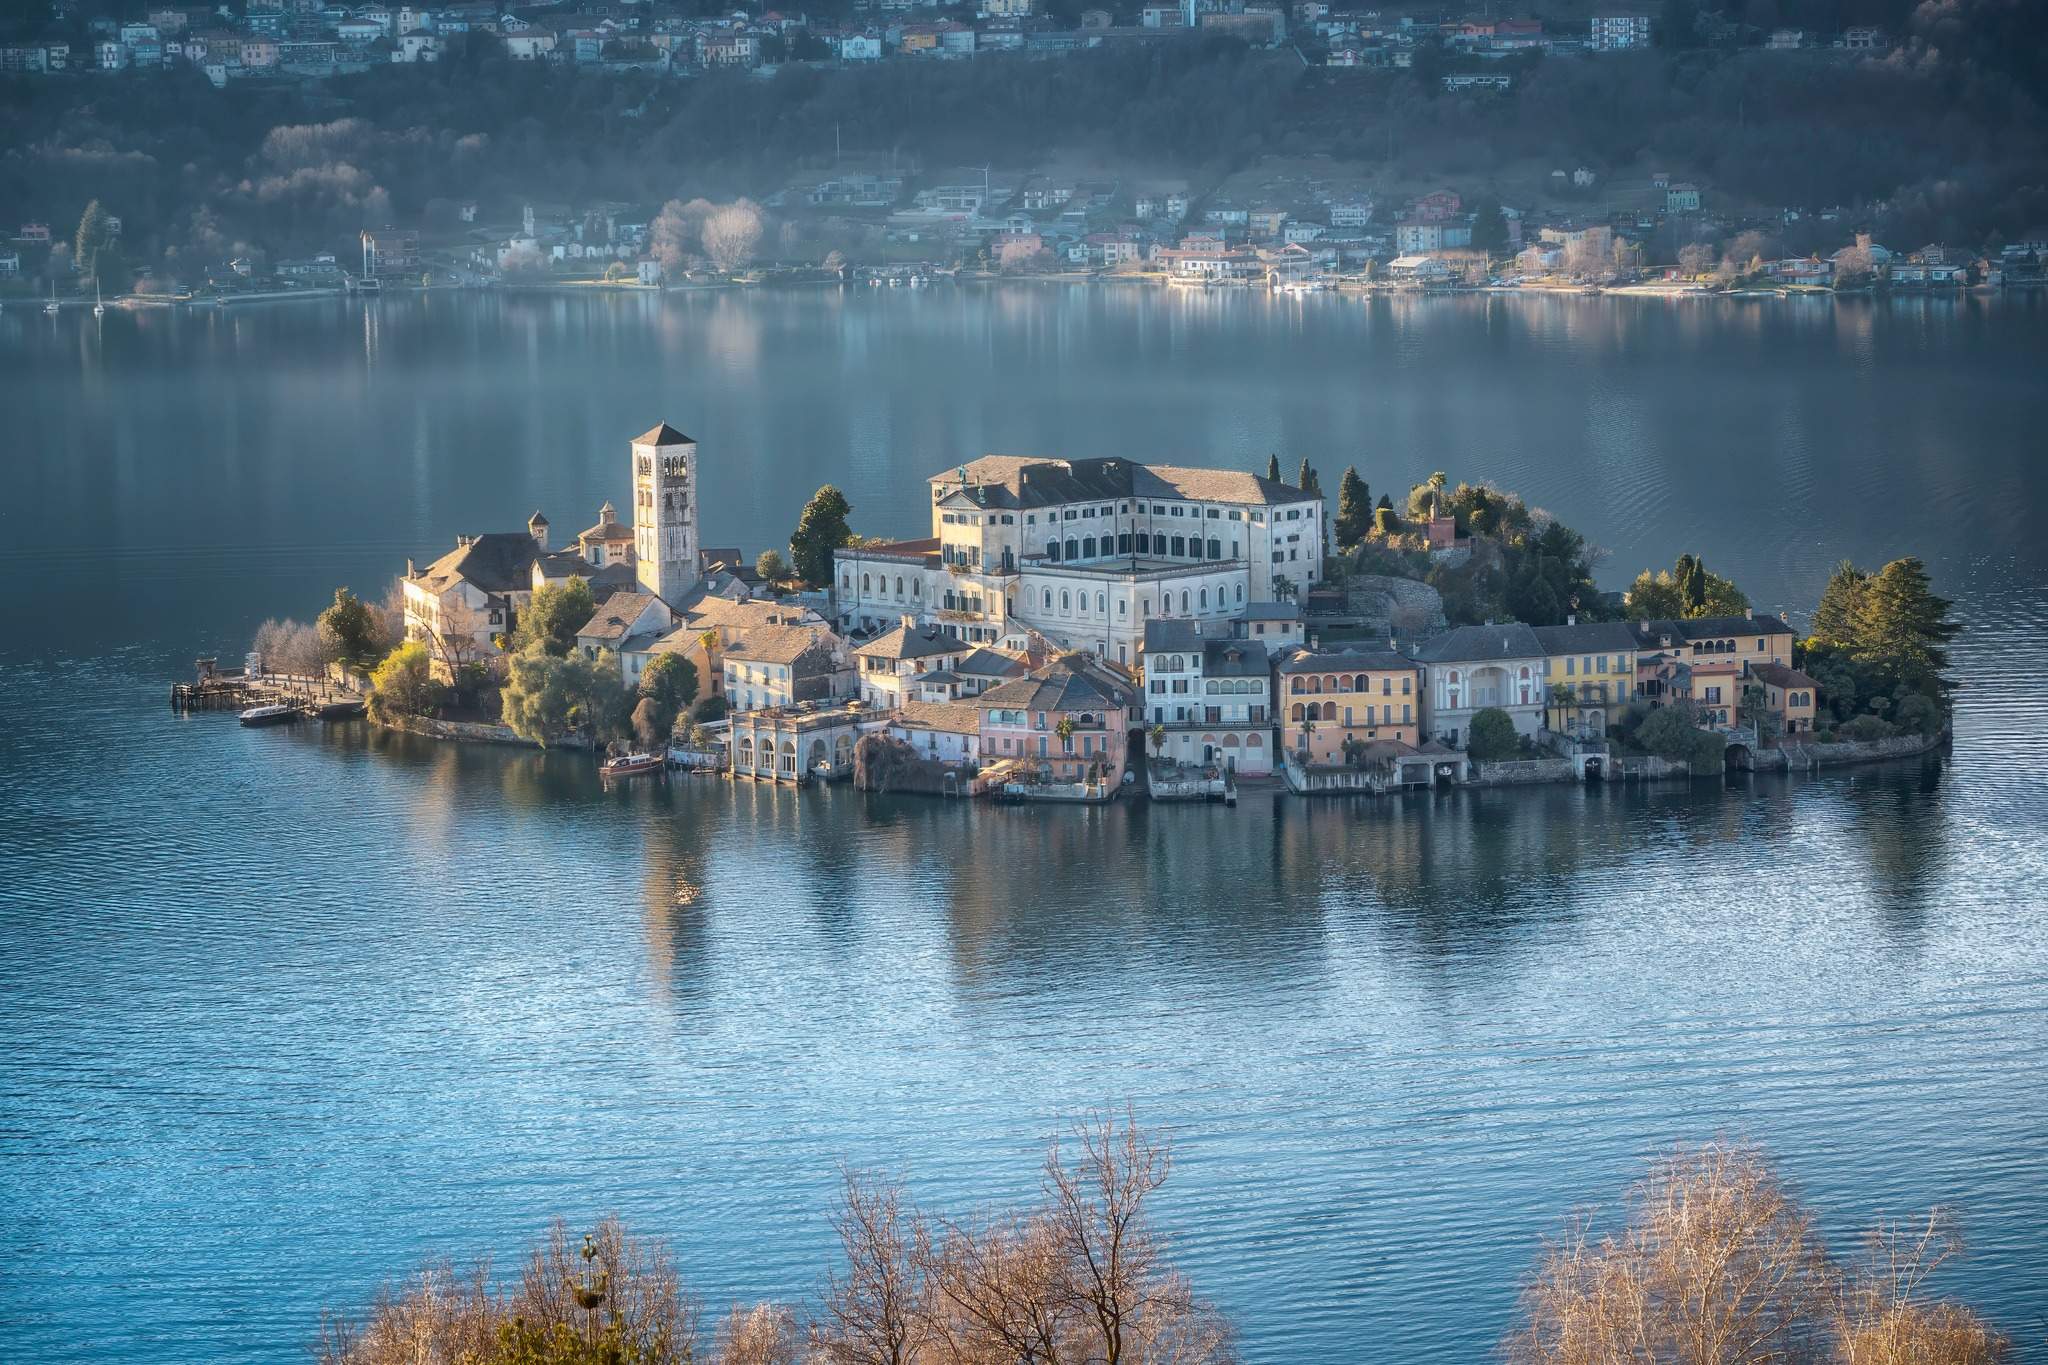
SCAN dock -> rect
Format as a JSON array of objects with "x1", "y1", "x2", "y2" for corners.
[{"x1": 170, "y1": 660, "x2": 364, "y2": 718}]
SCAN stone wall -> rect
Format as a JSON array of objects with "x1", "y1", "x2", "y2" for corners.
[
  {"x1": 377, "y1": 712, "x2": 592, "y2": 750},
  {"x1": 1783, "y1": 733, "x2": 1941, "y2": 768},
  {"x1": 1472, "y1": 757, "x2": 1578, "y2": 786}
]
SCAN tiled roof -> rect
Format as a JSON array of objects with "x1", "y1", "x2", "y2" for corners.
[
  {"x1": 977, "y1": 656, "x2": 1133, "y2": 713},
  {"x1": 576, "y1": 591, "x2": 667, "y2": 643},
  {"x1": 1279, "y1": 647, "x2": 1416, "y2": 673},
  {"x1": 633, "y1": 421, "x2": 693, "y2": 446},
  {"x1": 956, "y1": 647, "x2": 1027, "y2": 680},
  {"x1": 932, "y1": 455, "x2": 1312, "y2": 510},
  {"x1": 854, "y1": 623, "x2": 964, "y2": 662},
  {"x1": 1237, "y1": 601, "x2": 1301, "y2": 621},
  {"x1": 411, "y1": 531, "x2": 542, "y2": 595},
  {"x1": 895, "y1": 700, "x2": 983, "y2": 735},
  {"x1": 1142, "y1": 618, "x2": 1205, "y2": 654},
  {"x1": 1637, "y1": 613, "x2": 1796, "y2": 642},
  {"x1": 1750, "y1": 661, "x2": 1818, "y2": 689},
  {"x1": 1410, "y1": 624, "x2": 1546, "y2": 663},
  {"x1": 725, "y1": 623, "x2": 834, "y2": 666},
  {"x1": 1203, "y1": 638, "x2": 1270, "y2": 677},
  {"x1": 1530, "y1": 620, "x2": 1642, "y2": 654}
]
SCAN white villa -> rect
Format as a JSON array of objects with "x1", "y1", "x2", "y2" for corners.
[
  {"x1": 833, "y1": 455, "x2": 1325, "y2": 669},
  {"x1": 1412, "y1": 623, "x2": 1549, "y2": 748}
]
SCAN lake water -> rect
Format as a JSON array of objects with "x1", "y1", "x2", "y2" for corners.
[{"x1": 2, "y1": 286, "x2": 2046, "y2": 1361}]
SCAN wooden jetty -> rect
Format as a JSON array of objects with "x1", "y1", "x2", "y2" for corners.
[{"x1": 170, "y1": 659, "x2": 364, "y2": 718}]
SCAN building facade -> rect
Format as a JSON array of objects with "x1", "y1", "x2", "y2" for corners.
[{"x1": 632, "y1": 422, "x2": 700, "y2": 606}]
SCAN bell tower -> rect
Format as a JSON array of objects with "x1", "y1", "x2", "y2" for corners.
[{"x1": 631, "y1": 422, "x2": 699, "y2": 606}]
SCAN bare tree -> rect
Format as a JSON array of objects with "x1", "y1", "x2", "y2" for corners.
[
  {"x1": 1678, "y1": 242, "x2": 1716, "y2": 278},
  {"x1": 998, "y1": 237, "x2": 1047, "y2": 273},
  {"x1": 815, "y1": 1170, "x2": 934, "y2": 1365},
  {"x1": 315, "y1": 1258, "x2": 498, "y2": 1365},
  {"x1": 718, "y1": 1302, "x2": 803, "y2": 1365},
  {"x1": 418, "y1": 592, "x2": 495, "y2": 678},
  {"x1": 1507, "y1": 1144, "x2": 1839, "y2": 1365},
  {"x1": 1834, "y1": 1212, "x2": 2008, "y2": 1365},
  {"x1": 650, "y1": 196, "x2": 713, "y2": 274},
  {"x1": 1040, "y1": 1112, "x2": 1234, "y2": 1365},
  {"x1": 917, "y1": 1211, "x2": 1074, "y2": 1364},
  {"x1": 252, "y1": 617, "x2": 331, "y2": 677},
  {"x1": 704, "y1": 200, "x2": 765, "y2": 274}
]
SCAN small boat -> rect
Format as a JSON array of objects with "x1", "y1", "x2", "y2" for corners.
[
  {"x1": 93, "y1": 282, "x2": 104, "y2": 319},
  {"x1": 238, "y1": 703, "x2": 296, "y2": 727},
  {"x1": 600, "y1": 751, "x2": 665, "y2": 778},
  {"x1": 44, "y1": 283, "x2": 60, "y2": 315}
]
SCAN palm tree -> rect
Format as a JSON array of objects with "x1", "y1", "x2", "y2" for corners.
[
  {"x1": 1548, "y1": 682, "x2": 1578, "y2": 733},
  {"x1": 1056, "y1": 714, "x2": 1075, "y2": 754},
  {"x1": 1149, "y1": 723, "x2": 1166, "y2": 759}
]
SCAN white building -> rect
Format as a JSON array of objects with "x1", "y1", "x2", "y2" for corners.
[
  {"x1": 833, "y1": 455, "x2": 1324, "y2": 669},
  {"x1": 1588, "y1": 13, "x2": 1650, "y2": 48},
  {"x1": 1413, "y1": 623, "x2": 1549, "y2": 749},
  {"x1": 1140, "y1": 619, "x2": 1275, "y2": 774},
  {"x1": 632, "y1": 422, "x2": 700, "y2": 606}
]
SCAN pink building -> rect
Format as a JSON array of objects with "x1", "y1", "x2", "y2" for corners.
[{"x1": 975, "y1": 655, "x2": 1135, "y2": 786}]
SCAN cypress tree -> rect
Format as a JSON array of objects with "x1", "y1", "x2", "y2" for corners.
[
  {"x1": 1264, "y1": 453, "x2": 1281, "y2": 482},
  {"x1": 789, "y1": 485, "x2": 854, "y2": 588},
  {"x1": 1334, "y1": 466, "x2": 1371, "y2": 550}
]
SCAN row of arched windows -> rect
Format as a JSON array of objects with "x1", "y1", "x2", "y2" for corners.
[{"x1": 1288, "y1": 673, "x2": 1414, "y2": 696}]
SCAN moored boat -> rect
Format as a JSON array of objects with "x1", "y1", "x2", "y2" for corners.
[
  {"x1": 238, "y1": 703, "x2": 296, "y2": 727},
  {"x1": 600, "y1": 751, "x2": 665, "y2": 778}
]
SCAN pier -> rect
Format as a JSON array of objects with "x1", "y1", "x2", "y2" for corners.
[{"x1": 169, "y1": 660, "x2": 365, "y2": 719}]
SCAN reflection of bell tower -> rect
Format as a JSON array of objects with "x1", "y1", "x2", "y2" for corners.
[{"x1": 633, "y1": 422, "x2": 699, "y2": 607}]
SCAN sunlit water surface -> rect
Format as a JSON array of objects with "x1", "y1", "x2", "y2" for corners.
[{"x1": 1, "y1": 287, "x2": 2044, "y2": 1361}]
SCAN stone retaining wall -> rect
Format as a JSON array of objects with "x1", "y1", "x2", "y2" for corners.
[
  {"x1": 377, "y1": 713, "x2": 592, "y2": 750},
  {"x1": 1472, "y1": 757, "x2": 1578, "y2": 786}
]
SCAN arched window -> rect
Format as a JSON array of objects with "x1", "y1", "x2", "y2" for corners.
[
  {"x1": 1171, "y1": 535, "x2": 1186, "y2": 557},
  {"x1": 1199, "y1": 589, "x2": 1208, "y2": 609},
  {"x1": 1235, "y1": 584, "x2": 1243, "y2": 603},
  {"x1": 1179, "y1": 590, "x2": 1190, "y2": 613},
  {"x1": 1060, "y1": 590, "x2": 1071, "y2": 611},
  {"x1": 1291, "y1": 703, "x2": 1304, "y2": 721},
  {"x1": 861, "y1": 574, "x2": 871, "y2": 592},
  {"x1": 1355, "y1": 675, "x2": 1369, "y2": 693},
  {"x1": 1047, "y1": 540, "x2": 1060, "y2": 562},
  {"x1": 1208, "y1": 538, "x2": 1221, "y2": 559},
  {"x1": 1096, "y1": 592, "x2": 1105, "y2": 614},
  {"x1": 1135, "y1": 532, "x2": 1150, "y2": 554},
  {"x1": 840, "y1": 573, "x2": 850, "y2": 589},
  {"x1": 1338, "y1": 675, "x2": 1353, "y2": 692},
  {"x1": 1065, "y1": 538, "x2": 1079, "y2": 561},
  {"x1": 1082, "y1": 536, "x2": 1096, "y2": 558},
  {"x1": 911, "y1": 580, "x2": 920, "y2": 597},
  {"x1": 1043, "y1": 589, "x2": 1053, "y2": 609},
  {"x1": 1307, "y1": 701, "x2": 1322, "y2": 720},
  {"x1": 1290, "y1": 676, "x2": 1304, "y2": 694}
]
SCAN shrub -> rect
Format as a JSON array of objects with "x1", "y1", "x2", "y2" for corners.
[
  {"x1": 1838, "y1": 714, "x2": 1900, "y2": 742},
  {"x1": 1466, "y1": 707, "x2": 1521, "y2": 762}
]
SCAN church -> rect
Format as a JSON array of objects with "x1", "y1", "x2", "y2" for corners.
[{"x1": 400, "y1": 423, "x2": 720, "y2": 674}]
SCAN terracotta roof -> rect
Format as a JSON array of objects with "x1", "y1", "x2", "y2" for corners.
[
  {"x1": 1280, "y1": 647, "x2": 1415, "y2": 673},
  {"x1": 1750, "y1": 661, "x2": 1818, "y2": 690},
  {"x1": 633, "y1": 421, "x2": 693, "y2": 447}
]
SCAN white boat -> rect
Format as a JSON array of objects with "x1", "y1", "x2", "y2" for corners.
[
  {"x1": 238, "y1": 703, "x2": 296, "y2": 727},
  {"x1": 43, "y1": 283, "x2": 59, "y2": 315},
  {"x1": 93, "y1": 282, "x2": 104, "y2": 319}
]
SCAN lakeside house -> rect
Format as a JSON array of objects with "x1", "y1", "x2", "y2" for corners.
[
  {"x1": 1140, "y1": 619, "x2": 1275, "y2": 775},
  {"x1": 1411, "y1": 624, "x2": 1550, "y2": 748},
  {"x1": 1277, "y1": 648, "x2": 1422, "y2": 763}
]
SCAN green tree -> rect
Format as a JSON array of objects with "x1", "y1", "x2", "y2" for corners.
[
  {"x1": 1679, "y1": 554, "x2": 1707, "y2": 615},
  {"x1": 1264, "y1": 453, "x2": 1281, "y2": 482},
  {"x1": 1334, "y1": 466, "x2": 1372, "y2": 552},
  {"x1": 1466, "y1": 707, "x2": 1520, "y2": 762},
  {"x1": 630, "y1": 653, "x2": 699, "y2": 748},
  {"x1": 1808, "y1": 559, "x2": 1869, "y2": 647},
  {"x1": 74, "y1": 198, "x2": 115, "y2": 283},
  {"x1": 1296, "y1": 458, "x2": 1322, "y2": 498},
  {"x1": 1638, "y1": 702, "x2": 1726, "y2": 768},
  {"x1": 1850, "y1": 557, "x2": 1959, "y2": 688},
  {"x1": 1469, "y1": 194, "x2": 1507, "y2": 255},
  {"x1": 513, "y1": 579, "x2": 596, "y2": 658},
  {"x1": 691, "y1": 694, "x2": 729, "y2": 723},
  {"x1": 317, "y1": 587, "x2": 379, "y2": 665},
  {"x1": 365, "y1": 639, "x2": 440, "y2": 723},
  {"x1": 501, "y1": 643, "x2": 628, "y2": 747},
  {"x1": 789, "y1": 484, "x2": 854, "y2": 588},
  {"x1": 754, "y1": 549, "x2": 790, "y2": 583}
]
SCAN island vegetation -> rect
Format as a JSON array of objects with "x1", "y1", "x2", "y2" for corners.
[{"x1": 314, "y1": 1114, "x2": 2009, "y2": 1365}]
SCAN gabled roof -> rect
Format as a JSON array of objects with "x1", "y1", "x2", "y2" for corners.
[
  {"x1": 894, "y1": 700, "x2": 983, "y2": 735},
  {"x1": 931, "y1": 455, "x2": 1313, "y2": 510},
  {"x1": 411, "y1": 531, "x2": 542, "y2": 595},
  {"x1": 725, "y1": 623, "x2": 836, "y2": 667},
  {"x1": 1530, "y1": 620, "x2": 1641, "y2": 654},
  {"x1": 956, "y1": 647, "x2": 1028, "y2": 680},
  {"x1": 854, "y1": 623, "x2": 964, "y2": 662},
  {"x1": 633, "y1": 421, "x2": 693, "y2": 447},
  {"x1": 1142, "y1": 618, "x2": 1205, "y2": 654},
  {"x1": 1751, "y1": 661, "x2": 1818, "y2": 690},
  {"x1": 575, "y1": 591, "x2": 669, "y2": 643},
  {"x1": 976, "y1": 655, "x2": 1133, "y2": 713},
  {"x1": 1279, "y1": 647, "x2": 1415, "y2": 674},
  {"x1": 1632, "y1": 614, "x2": 1796, "y2": 645},
  {"x1": 1409, "y1": 623, "x2": 1545, "y2": 663},
  {"x1": 1203, "y1": 638, "x2": 1270, "y2": 677}
]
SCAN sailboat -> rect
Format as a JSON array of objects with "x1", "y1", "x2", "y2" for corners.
[{"x1": 93, "y1": 281, "x2": 104, "y2": 319}]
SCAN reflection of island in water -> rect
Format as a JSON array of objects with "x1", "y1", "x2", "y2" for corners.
[{"x1": 612, "y1": 758, "x2": 1956, "y2": 1010}]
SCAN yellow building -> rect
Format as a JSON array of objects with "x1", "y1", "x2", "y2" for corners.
[
  {"x1": 1278, "y1": 649, "x2": 1422, "y2": 763},
  {"x1": 1531, "y1": 621, "x2": 1640, "y2": 737},
  {"x1": 1631, "y1": 613, "x2": 1797, "y2": 730},
  {"x1": 1750, "y1": 661, "x2": 1820, "y2": 734}
]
